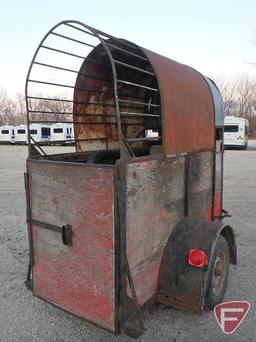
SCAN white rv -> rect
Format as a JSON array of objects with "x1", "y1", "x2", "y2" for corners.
[
  {"x1": 0, "y1": 125, "x2": 15, "y2": 144},
  {"x1": 51, "y1": 123, "x2": 73, "y2": 144},
  {"x1": 224, "y1": 116, "x2": 249, "y2": 149},
  {"x1": 145, "y1": 129, "x2": 159, "y2": 138},
  {"x1": 29, "y1": 124, "x2": 51, "y2": 143},
  {"x1": 14, "y1": 125, "x2": 28, "y2": 144}
]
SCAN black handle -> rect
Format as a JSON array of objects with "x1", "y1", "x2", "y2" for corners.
[
  {"x1": 62, "y1": 225, "x2": 73, "y2": 246},
  {"x1": 29, "y1": 219, "x2": 73, "y2": 246}
]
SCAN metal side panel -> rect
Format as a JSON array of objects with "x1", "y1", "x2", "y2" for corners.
[{"x1": 27, "y1": 159, "x2": 117, "y2": 333}]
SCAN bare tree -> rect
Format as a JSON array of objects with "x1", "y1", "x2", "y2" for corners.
[
  {"x1": 215, "y1": 78, "x2": 238, "y2": 117},
  {"x1": 15, "y1": 93, "x2": 26, "y2": 124},
  {"x1": 0, "y1": 88, "x2": 9, "y2": 125},
  {"x1": 28, "y1": 95, "x2": 72, "y2": 123},
  {"x1": 235, "y1": 76, "x2": 256, "y2": 120}
]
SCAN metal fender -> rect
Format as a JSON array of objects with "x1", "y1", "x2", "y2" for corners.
[{"x1": 157, "y1": 218, "x2": 237, "y2": 313}]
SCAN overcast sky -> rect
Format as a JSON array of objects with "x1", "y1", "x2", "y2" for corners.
[{"x1": 1, "y1": 0, "x2": 256, "y2": 97}]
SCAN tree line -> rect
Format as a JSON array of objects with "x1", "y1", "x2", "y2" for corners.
[
  {"x1": 0, "y1": 88, "x2": 72, "y2": 126},
  {"x1": 217, "y1": 75, "x2": 256, "y2": 135},
  {"x1": 1, "y1": 75, "x2": 256, "y2": 134}
]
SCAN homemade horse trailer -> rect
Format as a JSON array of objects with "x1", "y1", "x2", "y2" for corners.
[{"x1": 24, "y1": 21, "x2": 237, "y2": 338}]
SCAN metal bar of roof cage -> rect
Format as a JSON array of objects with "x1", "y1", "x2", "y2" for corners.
[
  {"x1": 27, "y1": 96, "x2": 145, "y2": 110},
  {"x1": 94, "y1": 31, "x2": 137, "y2": 51},
  {"x1": 33, "y1": 62, "x2": 110, "y2": 82},
  {"x1": 30, "y1": 120, "x2": 73, "y2": 124},
  {"x1": 36, "y1": 137, "x2": 107, "y2": 145},
  {"x1": 118, "y1": 98, "x2": 160, "y2": 108},
  {"x1": 64, "y1": 23, "x2": 97, "y2": 38},
  {"x1": 28, "y1": 96, "x2": 113, "y2": 105},
  {"x1": 29, "y1": 120, "x2": 144, "y2": 125},
  {"x1": 27, "y1": 80, "x2": 113, "y2": 95},
  {"x1": 28, "y1": 110, "x2": 117, "y2": 117},
  {"x1": 75, "y1": 137, "x2": 107, "y2": 142},
  {"x1": 42, "y1": 139, "x2": 76, "y2": 145},
  {"x1": 81, "y1": 122, "x2": 144, "y2": 125},
  {"x1": 117, "y1": 79, "x2": 159, "y2": 92},
  {"x1": 29, "y1": 110, "x2": 73, "y2": 115},
  {"x1": 41, "y1": 46, "x2": 104, "y2": 65},
  {"x1": 30, "y1": 135, "x2": 47, "y2": 155},
  {"x1": 41, "y1": 45, "x2": 87, "y2": 59},
  {"x1": 43, "y1": 138, "x2": 106, "y2": 145},
  {"x1": 105, "y1": 43, "x2": 147, "y2": 61},
  {"x1": 120, "y1": 111, "x2": 160, "y2": 118},
  {"x1": 51, "y1": 32, "x2": 96, "y2": 48},
  {"x1": 64, "y1": 23, "x2": 138, "y2": 51},
  {"x1": 113, "y1": 59, "x2": 155, "y2": 76},
  {"x1": 27, "y1": 96, "x2": 76, "y2": 103},
  {"x1": 121, "y1": 133, "x2": 136, "y2": 157},
  {"x1": 34, "y1": 61, "x2": 80, "y2": 73},
  {"x1": 27, "y1": 96, "x2": 130, "y2": 108},
  {"x1": 127, "y1": 137, "x2": 162, "y2": 142}
]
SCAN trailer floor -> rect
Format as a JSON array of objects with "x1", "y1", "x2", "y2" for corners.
[{"x1": 0, "y1": 143, "x2": 256, "y2": 342}]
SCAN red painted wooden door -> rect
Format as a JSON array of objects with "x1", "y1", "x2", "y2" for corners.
[{"x1": 28, "y1": 160, "x2": 117, "y2": 332}]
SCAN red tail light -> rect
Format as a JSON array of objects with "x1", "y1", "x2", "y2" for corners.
[{"x1": 188, "y1": 249, "x2": 208, "y2": 268}]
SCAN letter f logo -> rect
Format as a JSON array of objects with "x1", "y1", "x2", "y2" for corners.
[{"x1": 214, "y1": 301, "x2": 250, "y2": 334}]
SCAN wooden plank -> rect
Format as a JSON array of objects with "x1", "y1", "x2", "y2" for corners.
[
  {"x1": 28, "y1": 160, "x2": 116, "y2": 332},
  {"x1": 125, "y1": 156, "x2": 186, "y2": 305}
]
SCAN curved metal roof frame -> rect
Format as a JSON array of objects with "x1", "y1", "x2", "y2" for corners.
[
  {"x1": 26, "y1": 20, "x2": 221, "y2": 158},
  {"x1": 25, "y1": 20, "x2": 161, "y2": 158}
]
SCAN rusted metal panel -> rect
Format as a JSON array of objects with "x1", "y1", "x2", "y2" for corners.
[
  {"x1": 124, "y1": 156, "x2": 186, "y2": 305},
  {"x1": 27, "y1": 159, "x2": 117, "y2": 332},
  {"x1": 141, "y1": 48, "x2": 215, "y2": 156},
  {"x1": 73, "y1": 42, "x2": 147, "y2": 153},
  {"x1": 187, "y1": 151, "x2": 213, "y2": 219}
]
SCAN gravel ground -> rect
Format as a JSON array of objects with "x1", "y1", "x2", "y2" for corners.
[{"x1": 0, "y1": 142, "x2": 256, "y2": 342}]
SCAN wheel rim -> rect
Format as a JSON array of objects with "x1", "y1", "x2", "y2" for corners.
[{"x1": 212, "y1": 250, "x2": 226, "y2": 296}]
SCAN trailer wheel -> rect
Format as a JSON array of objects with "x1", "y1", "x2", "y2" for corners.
[{"x1": 205, "y1": 235, "x2": 229, "y2": 310}]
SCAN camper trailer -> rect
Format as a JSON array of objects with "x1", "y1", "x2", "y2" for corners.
[
  {"x1": 51, "y1": 123, "x2": 73, "y2": 144},
  {"x1": 224, "y1": 116, "x2": 249, "y2": 149},
  {"x1": 0, "y1": 125, "x2": 15, "y2": 144},
  {"x1": 14, "y1": 125, "x2": 28, "y2": 144},
  {"x1": 29, "y1": 124, "x2": 51, "y2": 144}
]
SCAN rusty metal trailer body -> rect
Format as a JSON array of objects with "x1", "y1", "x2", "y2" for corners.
[{"x1": 25, "y1": 21, "x2": 236, "y2": 337}]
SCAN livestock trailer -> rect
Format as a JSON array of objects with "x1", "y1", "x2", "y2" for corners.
[
  {"x1": 224, "y1": 116, "x2": 249, "y2": 149},
  {"x1": 24, "y1": 21, "x2": 237, "y2": 338},
  {"x1": 0, "y1": 125, "x2": 15, "y2": 144},
  {"x1": 14, "y1": 125, "x2": 28, "y2": 144},
  {"x1": 50, "y1": 123, "x2": 73, "y2": 144}
]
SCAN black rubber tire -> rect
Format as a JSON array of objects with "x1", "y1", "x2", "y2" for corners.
[{"x1": 204, "y1": 235, "x2": 230, "y2": 310}]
